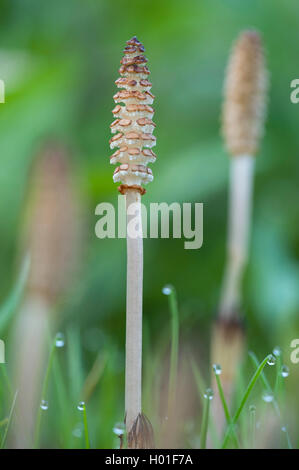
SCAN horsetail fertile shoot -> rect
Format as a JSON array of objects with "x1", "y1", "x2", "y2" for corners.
[
  {"x1": 13, "y1": 142, "x2": 77, "y2": 448},
  {"x1": 110, "y1": 36, "x2": 155, "y2": 449},
  {"x1": 211, "y1": 30, "x2": 268, "y2": 437}
]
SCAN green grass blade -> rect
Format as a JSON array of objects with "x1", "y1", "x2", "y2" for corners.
[
  {"x1": 249, "y1": 351, "x2": 281, "y2": 417},
  {"x1": 190, "y1": 359, "x2": 220, "y2": 448},
  {"x1": 82, "y1": 402, "x2": 90, "y2": 449},
  {"x1": 214, "y1": 373, "x2": 230, "y2": 423},
  {"x1": 221, "y1": 354, "x2": 271, "y2": 448},
  {"x1": 0, "y1": 390, "x2": 18, "y2": 449},
  {"x1": 248, "y1": 351, "x2": 272, "y2": 393},
  {"x1": 33, "y1": 334, "x2": 58, "y2": 448},
  {"x1": 200, "y1": 391, "x2": 211, "y2": 449},
  {"x1": 163, "y1": 285, "x2": 179, "y2": 411},
  {"x1": 213, "y1": 369, "x2": 240, "y2": 448},
  {"x1": 249, "y1": 405, "x2": 256, "y2": 449}
]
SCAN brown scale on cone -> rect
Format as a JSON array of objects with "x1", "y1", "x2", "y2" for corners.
[
  {"x1": 110, "y1": 37, "x2": 156, "y2": 194},
  {"x1": 222, "y1": 30, "x2": 268, "y2": 157}
]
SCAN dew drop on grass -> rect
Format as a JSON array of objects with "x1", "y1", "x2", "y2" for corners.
[
  {"x1": 55, "y1": 332, "x2": 65, "y2": 348},
  {"x1": 281, "y1": 426, "x2": 287, "y2": 433},
  {"x1": 267, "y1": 354, "x2": 276, "y2": 366},
  {"x1": 212, "y1": 364, "x2": 222, "y2": 375},
  {"x1": 40, "y1": 400, "x2": 49, "y2": 410},
  {"x1": 113, "y1": 422, "x2": 125, "y2": 437},
  {"x1": 262, "y1": 392, "x2": 274, "y2": 403},
  {"x1": 273, "y1": 346, "x2": 281, "y2": 357},
  {"x1": 77, "y1": 401, "x2": 85, "y2": 411},
  {"x1": 162, "y1": 285, "x2": 173, "y2": 296},
  {"x1": 281, "y1": 365, "x2": 289, "y2": 378},
  {"x1": 204, "y1": 388, "x2": 214, "y2": 400}
]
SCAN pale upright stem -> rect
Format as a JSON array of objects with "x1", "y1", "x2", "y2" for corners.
[
  {"x1": 125, "y1": 189, "x2": 143, "y2": 432},
  {"x1": 219, "y1": 155, "x2": 255, "y2": 318},
  {"x1": 13, "y1": 295, "x2": 50, "y2": 448}
]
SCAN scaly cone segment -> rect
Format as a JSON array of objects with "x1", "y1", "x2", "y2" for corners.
[
  {"x1": 222, "y1": 30, "x2": 268, "y2": 157},
  {"x1": 110, "y1": 36, "x2": 156, "y2": 195}
]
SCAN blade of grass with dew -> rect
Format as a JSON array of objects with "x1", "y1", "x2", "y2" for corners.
[
  {"x1": 213, "y1": 367, "x2": 240, "y2": 448},
  {"x1": 33, "y1": 334, "x2": 59, "y2": 448},
  {"x1": 163, "y1": 285, "x2": 179, "y2": 411},
  {"x1": 190, "y1": 358, "x2": 219, "y2": 448},
  {"x1": 200, "y1": 390, "x2": 212, "y2": 449},
  {"x1": 249, "y1": 351, "x2": 280, "y2": 416},
  {"x1": 221, "y1": 354, "x2": 272, "y2": 448},
  {"x1": 0, "y1": 255, "x2": 30, "y2": 333},
  {"x1": 249, "y1": 405, "x2": 256, "y2": 449},
  {"x1": 79, "y1": 402, "x2": 90, "y2": 449},
  {"x1": 0, "y1": 390, "x2": 18, "y2": 449}
]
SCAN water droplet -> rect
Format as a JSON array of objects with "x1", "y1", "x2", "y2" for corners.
[
  {"x1": 204, "y1": 388, "x2": 214, "y2": 400},
  {"x1": 262, "y1": 392, "x2": 274, "y2": 403},
  {"x1": 113, "y1": 422, "x2": 125, "y2": 437},
  {"x1": 267, "y1": 354, "x2": 276, "y2": 366},
  {"x1": 162, "y1": 285, "x2": 173, "y2": 296},
  {"x1": 40, "y1": 399, "x2": 48, "y2": 410},
  {"x1": 212, "y1": 364, "x2": 222, "y2": 375},
  {"x1": 249, "y1": 405, "x2": 256, "y2": 412},
  {"x1": 281, "y1": 426, "x2": 287, "y2": 433},
  {"x1": 273, "y1": 346, "x2": 281, "y2": 357},
  {"x1": 77, "y1": 401, "x2": 85, "y2": 411},
  {"x1": 55, "y1": 332, "x2": 65, "y2": 348},
  {"x1": 281, "y1": 365, "x2": 289, "y2": 378}
]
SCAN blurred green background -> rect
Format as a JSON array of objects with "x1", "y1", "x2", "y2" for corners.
[{"x1": 0, "y1": 0, "x2": 298, "y2": 448}]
